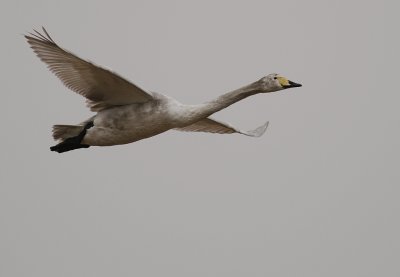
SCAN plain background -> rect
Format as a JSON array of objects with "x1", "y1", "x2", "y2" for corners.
[{"x1": 1, "y1": 0, "x2": 399, "y2": 276}]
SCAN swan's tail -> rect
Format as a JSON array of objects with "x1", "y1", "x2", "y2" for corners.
[{"x1": 52, "y1": 125, "x2": 84, "y2": 141}]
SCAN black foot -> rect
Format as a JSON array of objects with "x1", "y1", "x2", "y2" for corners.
[
  {"x1": 50, "y1": 121, "x2": 94, "y2": 153},
  {"x1": 50, "y1": 140, "x2": 90, "y2": 153}
]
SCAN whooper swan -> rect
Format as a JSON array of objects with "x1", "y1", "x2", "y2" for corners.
[{"x1": 25, "y1": 28, "x2": 302, "y2": 153}]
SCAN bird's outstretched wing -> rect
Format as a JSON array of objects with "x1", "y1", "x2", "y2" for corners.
[
  {"x1": 175, "y1": 118, "x2": 269, "y2": 137},
  {"x1": 25, "y1": 27, "x2": 153, "y2": 112}
]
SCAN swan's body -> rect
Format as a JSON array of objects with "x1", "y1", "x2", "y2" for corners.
[{"x1": 25, "y1": 28, "x2": 302, "y2": 153}]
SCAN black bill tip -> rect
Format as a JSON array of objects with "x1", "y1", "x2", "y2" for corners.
[{"x1": 287, "y1": 80, "x2": 302, "y2": 88}]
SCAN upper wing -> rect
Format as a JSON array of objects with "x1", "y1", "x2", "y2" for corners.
[
  {"x1": 25, "y1": 27, "x2": 153, "y2": 112},
  {"x1": 175, "y1": 118, "x2": 269, "y2": 137}
]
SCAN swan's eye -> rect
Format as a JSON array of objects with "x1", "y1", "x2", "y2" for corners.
[{"x1": 273, "y1": 77, "x2": 277, "y2": 80}]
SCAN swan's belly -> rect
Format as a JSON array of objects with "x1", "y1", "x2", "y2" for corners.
[
  {"x1": 81, "y1": 99, "x2": 187, "y2": 146},
  {"x1": 82, "y1": 124, "x2": 170, "y2": 146}
]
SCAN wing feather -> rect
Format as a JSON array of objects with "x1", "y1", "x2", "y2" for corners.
[
  {"x1": 175, "y1": 118, "x2": 269, "y2": 137},
  {"x1": 25, "y1": 27, "x2": 153, "y2": 111}
]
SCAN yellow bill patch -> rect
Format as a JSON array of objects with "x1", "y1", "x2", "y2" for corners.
[{"x1": 277, "y1": 76, "x2": 290, "y2": 87}]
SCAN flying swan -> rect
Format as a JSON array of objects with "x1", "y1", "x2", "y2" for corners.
[{"x1": 25, "y1": 28, "x2": 302, "y2": 153}]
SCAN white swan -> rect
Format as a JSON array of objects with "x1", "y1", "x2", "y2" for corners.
[{"x1": 25, "y1": 28, "x2": 302, "y2": 153}]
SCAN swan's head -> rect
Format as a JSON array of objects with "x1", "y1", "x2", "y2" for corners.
[{"x1": 259, "y1": 73, "x2": 302, "y2": 92}]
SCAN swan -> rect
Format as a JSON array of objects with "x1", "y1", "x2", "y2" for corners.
[{"x1": 25, "y1": 28, "x2": 302, "y2": 153}]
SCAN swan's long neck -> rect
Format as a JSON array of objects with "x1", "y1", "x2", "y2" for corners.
[{"x1": 190, "y1": 81, "x2": 262, "y2": 119}]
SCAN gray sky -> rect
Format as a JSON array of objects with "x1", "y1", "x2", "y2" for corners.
[{"x1": 1, "y1": 0, "x2": 399, "y2": 276}]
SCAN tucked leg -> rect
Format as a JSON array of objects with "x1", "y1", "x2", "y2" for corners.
[{"x1": 50, "y1": 121, "x2": 94, "y2": 153}]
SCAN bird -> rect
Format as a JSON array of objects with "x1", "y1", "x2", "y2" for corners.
[{"x1": 25, "y1": 28, "x2": 302, "y2": 153}]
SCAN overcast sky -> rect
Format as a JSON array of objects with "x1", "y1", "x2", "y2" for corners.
[{"x1": 1, "y1": 0, "x2": 399, "y2": 276}]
